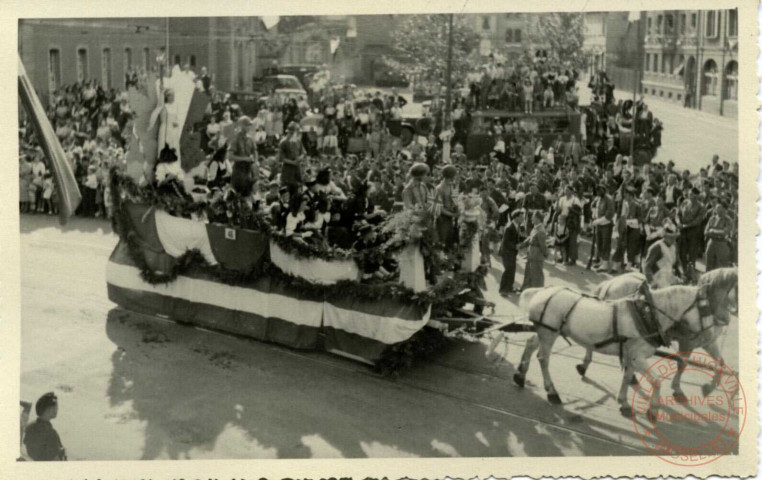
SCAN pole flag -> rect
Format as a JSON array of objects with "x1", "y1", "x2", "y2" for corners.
[{"x1": 18, "y1": 55, "x2": 81, "y2": 224}]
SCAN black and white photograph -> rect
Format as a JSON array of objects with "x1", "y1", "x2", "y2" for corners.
[{"x1": 7, "y1": 2, "x2": 757, "y2": 477}]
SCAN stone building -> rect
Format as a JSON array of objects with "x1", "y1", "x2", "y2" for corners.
[
  {"x1": 582, "y1": 12, "x2": 631, "y2": 75},
  {"x1": 467, "y1": 13, "x2": 549, "y2": 61},
  {"x1": 641, "y1": 9, "x2": 738, "y2": 117}
]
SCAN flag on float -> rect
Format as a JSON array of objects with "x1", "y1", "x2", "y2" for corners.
[{"x1": 18, "y1": 55, "x2": 81, "y2": 224}]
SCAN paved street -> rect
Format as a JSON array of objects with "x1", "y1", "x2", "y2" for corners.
[{"x1": 20, "y1": 214, "x2": 738, "y2": 460}]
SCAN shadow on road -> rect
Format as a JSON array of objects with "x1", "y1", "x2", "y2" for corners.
[
  {"x1": 19, "y1": 213, "x2": 114, "y2": 235},
  {"x1": 104, "y1": 308, "x2": 644, "y2": 459}
]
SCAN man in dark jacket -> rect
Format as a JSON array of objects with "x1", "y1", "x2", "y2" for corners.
[
  {"x1": 24, "y1": 392, "x2": 65, "y2": 461},
  {"x1": 499, "y1": 209, "x2": 524, "y2": 295}
]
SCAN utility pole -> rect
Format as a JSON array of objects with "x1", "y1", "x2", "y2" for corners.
[
  {"x1": 442, "y1": 13, "x2": 454, "y2": 163},
  {"x1": 166, "y1": 17, "x2": 170, "y2": 73},
  {"x1": 629, "y1": 11, "x2": 643, "y2": 162}
]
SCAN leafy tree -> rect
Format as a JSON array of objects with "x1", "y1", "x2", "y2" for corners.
[
  {"x1": 531, "y1": 13, "x2": 587, "y2": 70},
  {"x1": 385, "y1": 15, "x2": 480, "y2": 83}
]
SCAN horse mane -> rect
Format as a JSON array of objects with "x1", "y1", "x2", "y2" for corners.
[{"x1": 698, "y1": 267, "x2": 738, "y2": 292}]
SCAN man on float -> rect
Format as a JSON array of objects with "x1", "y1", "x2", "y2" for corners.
[
  {"x1": 434, "y1": 164, "x2": 459, "y2": 249},
  {"x1": 643, "y1": 220, "x2": 682, "y2": 289}
]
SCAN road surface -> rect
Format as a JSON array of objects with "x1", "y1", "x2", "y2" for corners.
[{"x1": 19, "y1": 214, "x2": 738, "y2": 460}]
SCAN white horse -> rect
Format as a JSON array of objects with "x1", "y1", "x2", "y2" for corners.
[
  {"x1": 577, "y1": 268, "x2": 738, "y2": 401},
  {"x1": 514, "y1": 273, "x2": 734, "y2": 420}
]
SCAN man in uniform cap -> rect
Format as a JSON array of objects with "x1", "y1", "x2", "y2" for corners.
[
  {"x1": 704, "y1": 199, "x2": 732, "y2": 271},
  {"x1": 643, "y1": 220, "x2": 682, "y2": 288},
  {"x1": 24, "y1": 392, "x2": 65, "y2": 461},
  {"x1": 402, "y1": 163, "x2": 431, "y2": 211},
  {"x1": 677, "y1": 186, "x2": 706, "y2": 282},
  {"x1": 434, "y1": 165, "x2": 459, "y2": 249}
]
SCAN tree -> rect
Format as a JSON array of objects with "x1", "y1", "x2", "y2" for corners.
[
  {"x1": 531, "y1": 13, "x2": 587, "y2": 71},
  {"x1": 384, "y1": 15, "x2": 480, "y2": 84}
]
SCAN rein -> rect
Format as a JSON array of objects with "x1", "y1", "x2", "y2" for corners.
[{"x1": 643, "y1": 282, "x2": 722, "y2": 340}]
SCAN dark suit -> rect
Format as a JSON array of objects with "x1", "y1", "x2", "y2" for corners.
[{"x1": 499, "y1": 222, "x2": 521, "y2": 293}]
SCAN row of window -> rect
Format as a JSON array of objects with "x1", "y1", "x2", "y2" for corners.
[
  {"x1": 644, "y1": 57, "x2": 737, "y2": 100},
  {"x1": 646, "y1": 10, "x2": 737, "y2": 38},
  {"x1": 47, "y1": 46, "x2": 197, "y2": 93}
]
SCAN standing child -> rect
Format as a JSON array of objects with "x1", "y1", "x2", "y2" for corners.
[{"x1": 42, "y1": 173, "x2": 54, "y2": 215}]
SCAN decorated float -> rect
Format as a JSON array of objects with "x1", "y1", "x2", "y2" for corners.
[{"x1": 105, "y1": 66, "x2": 491, "y2": 373}]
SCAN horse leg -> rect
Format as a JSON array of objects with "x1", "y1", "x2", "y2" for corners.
[
  {"x1": 576, "y1": 348, "x2": 593, "y2": 377},
  {"x1": 537, "y1": 333, "x2": 562, "y2": 404},
  {"x1": 670, "y1": 348, "x2": 691, "y2": 403},
  {"x1": 617, "y1": 364, "x2": 637, "y2": 417},
  {"x1": 631, "y1": 355, "x2": 663, "y2": 424},
  {"x1": 701, "y1": 341, "x2": 727, "y2": 397},
  {"x1": 514, "y1": 334, "x2": 540, "y2": 388}
]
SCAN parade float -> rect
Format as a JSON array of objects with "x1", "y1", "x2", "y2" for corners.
[{"x1": 105, "y1": 67, "x2": 491, "y2": 374}]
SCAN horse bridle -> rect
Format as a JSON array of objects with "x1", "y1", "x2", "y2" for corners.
[{"x1": 641, "y1": 282, "x2": 727, "y2": 339}]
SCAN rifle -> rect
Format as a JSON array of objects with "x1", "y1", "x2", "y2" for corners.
[{"x1": 586, "y1": 225, "x2": 597, "y2": 270}]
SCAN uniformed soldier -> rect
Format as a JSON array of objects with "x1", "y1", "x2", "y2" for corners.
[
  {"x1": 704, "y1": 199, "x2": 732, "y2": 271},
  {"x1": 643, "y1": 220, "x2": 682, "y2": 288},
  {"x1": 24, "y1": 392, "x2": 66, "y2": 461},
  {"x1": 677, "y1": 187, "x2": 706, "y2": 282}
]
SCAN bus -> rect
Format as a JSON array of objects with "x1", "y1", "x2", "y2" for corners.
[{"x1": 465, "y1": 109, "x2": 582, "y2": 160}]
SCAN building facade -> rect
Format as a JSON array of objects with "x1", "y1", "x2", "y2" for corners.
[
  {"x1": 582, "y1": 12, "x2": 631, "y2": 75},
  {"x1": 641, "y1": 9, "x2": 738, "y2": 117},
  {"x1": 18, "y1": 17, "x2": 274, "y2": 101},
  {"x1": 468, "y1": 13, "x2": 548, "y2": 61}
]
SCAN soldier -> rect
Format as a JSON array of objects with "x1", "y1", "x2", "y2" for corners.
[
  {"x1": 677, "y1": 187, "x2": 706, "y2": 282},
  {"x1": 591, "y1": 183, "x2": 616, "y2": 272},
  {"x1": 24, "y1": 392, "x2": 66, "y2": 461},
  {"x1": 704, "y1": 199, "x2": 732, "y2": 271}
]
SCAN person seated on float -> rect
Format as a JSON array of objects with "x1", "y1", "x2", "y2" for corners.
[
  {"x1": 352, "y1": 222, "x2": 395, "y2": 281},
  {"x1": 285, "y1": 193, "x2": 311, "y2": 238},
  {"x1": 314, "y1": 167, "x2": 347, "y2": 201},
  {"x1": 268, "y1": 186, "x2": 290, "y2": 231}
]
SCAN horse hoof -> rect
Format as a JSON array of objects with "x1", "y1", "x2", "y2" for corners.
[
  {"x1": 575, "y1": 364, "x2": 587, "y2": 377},
  {"x1": 702, "y1": 383, "x2": 716, "y2": 397},
  {"x1": 629, "y1": 375, "x2": 638, "y2": 386},
  {"x1": 673, "y1": 392, "x2": 688, "y2": 404},
  {"x1": 547, "y1": 393, "x2": 563, "y2": 405},
  {"x1": 647, "y1": 408, "x2": 660, "y2": 424},
  {"x1": 513, "y1": 373, "x2": 525, "y2": 388},
  {"x1": 619, "y1": 405, "x2": 633, "y2": 418}
]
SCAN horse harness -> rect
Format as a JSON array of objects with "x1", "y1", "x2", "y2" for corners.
[{"x1": 531, "y1": 288, "x2": 599, "y2": 347}]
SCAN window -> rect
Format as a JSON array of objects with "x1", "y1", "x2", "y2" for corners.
[
  {"x1": 656, "y1": 15, "x2": 663, "y2": 34},
  {"x1": 143, "y1": 47, "x2": 150, "y2": 70},
  {"x1": 174, "y1": 54, "x2": 181, "y2": 66},
  {"x1": 666, "y1": 14, "x2": 674, "y2": 33},
  {"x1": 505, "y1": 29, "x2": 513, "y2": 43},
  {"x1": 706, "y1": 11, "x2": 719, "y2": 37},
  {"x1": 645, "y1": 53, "x2": 651, "y2": 71},
  {"x1": 703, "y1": 59, "x2": 718, "y2": 96},
  {"x1": 190, "y1": 54, "x2": 196, "y2": 68},
  {"x1": 102, "y1": 48, "x2": 112, "y2": 88},
  {"x1": 691, "y1": 13, "x2": 697, "y2": 30},
  {"x1": 48, "y1": 48, "x2": 61, "y2": 93},
  {"x1": 661, "y1": 54, "x2": 666, "y2": 73},
  {"x1": 680, "y1": 14, "x2": 686, "y2": 34},
  {"x1": 647, "y1": 17, "x2": 652, "y2": 34},
  {"x1": 728, "y1": 9, "x2": 738, "y2": 37},
  {"x1": 482, "y1": 16, "x2": 491, "y2": 30},
  {"x1": 653, "y1": 53, "x2": 659, "y2": 72},
  {"x1": 76, "y1": 48, "x2": 88, "y2": 81},
  {"x1": 724, "y1": 61, "x2": 738, "y2": 100},
  {"x1": 514, "y1": 29, "x2": 521, "y2": 42},
  {"x1": 124, "y1": 47, "x2": 133, "y2": 71},
  {"x1": 237, "y1": 43, "x2": 245, "y2": 88},
  {"x1": 505, "y1": 28, "x2": 521, "y2": 44}
]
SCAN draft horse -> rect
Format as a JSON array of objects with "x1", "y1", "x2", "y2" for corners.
[
  {"x1": 577, "y1": 268, "x2": 738, "y2": 401},
  {"x1": 514, "y1": 271, "x2": 735, "y2": 420}
]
